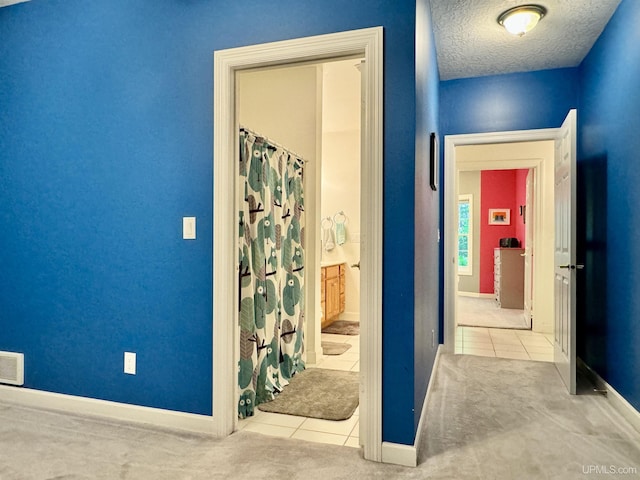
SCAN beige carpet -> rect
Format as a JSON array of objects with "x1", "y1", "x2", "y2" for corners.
[
  {"x1": 457, "y1": 295, "x2": 529, "y2": 329},
  {"x1": 1, "y1": 355, "x2": 639, "y2": 479},
  {"x1": 257, "y1": 368, "x2": 359, "y2": 420}
]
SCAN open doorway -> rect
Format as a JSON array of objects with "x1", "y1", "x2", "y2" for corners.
[
  {"x1": 456, "y1": 168, "x2": 532, "y2": 331},
  {"x1": 445, "y1": 139, "x2": 556, "y2": 362},
  {"x1": 234, "y1": 58, "x2": 362, "y2": 446},
  {"x1": 212, "y1": 27, "x2": 383, "y2": 462}
]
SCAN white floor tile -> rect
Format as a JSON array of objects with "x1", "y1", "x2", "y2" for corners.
[
  {"x1": 321, "y1": 333, "x2": 350, "y2": 343},
  {"x1": 344, "y1": 436, "x2": 361, "y2": 448},
  {"x1": 462, "y1": 330, "x2": 492, "y2": 338},
  {"x1": 291, "y1": 429, "x2": 347, "y2": 446},
  {"x1": 462, "y1": 326, "x2": 490, "y2": 334},
  {"x1": 513, "y1": 329, "x2": 537, "y2": 336},
  {"x1": 462, "y1": 336, "x2": 493, "y2": 346},
  {"x1": 299, "y1": 415, "x2": 358, "y2": 436},
  {"x1": 495, "y1": 350, "x2": 530, "y2": 360},
  {"x1": 242, "y1": 422, "x2": 296, "y2": 438},
  {"x1": 528, "y1": 352, "x2": 554, "y2": 362},
  {"x1": 463, "y1": 348, "x2": 495, "y2": 357},
  {"x1": 249, "y1": 411, "x2": 306, "y2": 429},
  {"x1": 491, "y1": 336, "x2": 524, "y2": 346},
  {"x1": 523, "y1": 345, "x2": 553, "y2": 354},
  {"x1": 519, "y1": 336, "x2": 552, "y2": 347},
  {"x1": 349, "y1": 419, "x2": 360, "y2": 436},
  {"x1": 492, "y1": 343, "x2": 527, "y2": 352},
  {"x1": 346, "y1": 336, "x2": 360, "y2": 347},
  {"x1": 316, "y1": 359, "x2": 357, "y2": 371},
  {"x1": 339, "y1": 352, "x2": 360, "y2": 362}
]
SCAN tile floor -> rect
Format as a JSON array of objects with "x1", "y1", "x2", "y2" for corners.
[
  {"x1": 237, "y1": 332, "x2": 361, "y2": 448},
  {"x1": 455, "y1": 325, "x2": 555, "y2": 362}
]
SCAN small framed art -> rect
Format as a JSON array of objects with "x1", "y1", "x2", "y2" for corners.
[{"x1": 488, "y1": 208, "x2": 510, "y2": 225}]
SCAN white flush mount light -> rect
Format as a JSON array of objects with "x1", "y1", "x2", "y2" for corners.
[{"x1": 498, "y1": 4, "x2": 547, "y2": 37}]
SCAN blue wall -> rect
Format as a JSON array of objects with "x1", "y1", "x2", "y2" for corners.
[
  {"x1": 0, "y1": 0, "x2": 425, "y2": 443},
  {"x1": 578, "y1": 0, "x2": 640, "y2": 411},
  {"x1": 440, "y1": 68, "x2": 579, "y2": 136},
  {"x1": 412, "y1": 0, "x2": 440, "y2": 435}
]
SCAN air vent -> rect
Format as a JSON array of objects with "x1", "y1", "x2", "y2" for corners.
[{"x1": 0, "y1": 351, "x2": 24, "y2": 386}]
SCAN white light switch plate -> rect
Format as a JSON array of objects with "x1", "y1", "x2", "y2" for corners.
[
  {"x1": 124, "y1": 352, "x2": 136, "y2": 375},
  {"x1": 183, "y1": 217, "x2": 196, "y2": 240}
]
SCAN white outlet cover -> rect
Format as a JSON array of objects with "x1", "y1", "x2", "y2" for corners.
[
  {"x1": 183, "y1": 217, "x2": 196, "y2": 240},
  {"x1": 124, "y1": 352, "x2": 136, "y2": 375}
]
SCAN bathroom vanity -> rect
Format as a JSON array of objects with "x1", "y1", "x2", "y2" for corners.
[{"x1": 320, "y1": 262, "x2": 346, "y2": 328}]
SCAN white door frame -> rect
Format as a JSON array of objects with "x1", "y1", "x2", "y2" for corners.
[
  {"x1": 213, "y1": 27, "x2": 384, "y2": 462},
  {"x1": 444, "y1": 128, "x2": 559, "y2": 352}
]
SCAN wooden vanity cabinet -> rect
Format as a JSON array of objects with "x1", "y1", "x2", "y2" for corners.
[{"x1": 321, "y1": 263, "x2": 346, "y2": 328}]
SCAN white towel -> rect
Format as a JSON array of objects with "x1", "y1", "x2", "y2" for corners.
[
  {"x1": 323, "y1": 224, "x2": 335, "y2": 251},
  {"x1": 335, "y1": 221, "x2": 346, "y2": 246}
]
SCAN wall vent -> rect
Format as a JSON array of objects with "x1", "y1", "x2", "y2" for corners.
[{"x1": 0, "y1": 351, "x2": 24, "y2": 386}]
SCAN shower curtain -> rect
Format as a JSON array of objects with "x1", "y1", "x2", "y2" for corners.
[{"x1": 238, "y1": 128, "x2": 305, "y2": 418}]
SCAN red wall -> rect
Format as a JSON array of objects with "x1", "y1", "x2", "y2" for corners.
[{"x1": 479, "y1": 170, "x2": 527, "y2": 293}]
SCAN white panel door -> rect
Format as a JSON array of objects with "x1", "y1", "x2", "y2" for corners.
[
  {"x1": 553, "y1": 109, "x2": 577, "y2": 394},
  {"x1": 523, "y1": 169, "x2": 534, "y2": 329}
]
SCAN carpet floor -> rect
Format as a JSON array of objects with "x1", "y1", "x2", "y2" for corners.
[
  {"x1": 1, "y1": 354, "x2": 638, "y2": 479},
  {"x1": 457, "y1": 295, "x2": 529, "y2": 329}
]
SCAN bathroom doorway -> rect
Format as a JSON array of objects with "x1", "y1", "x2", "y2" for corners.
[
  {"x1": 235, "y1": 58, "x2": 362, "y2": 445},
  {"x1": 212, "y1": 28, "x2": 384, "y2": 461}
]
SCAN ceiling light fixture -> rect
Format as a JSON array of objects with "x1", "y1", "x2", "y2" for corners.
[{"x1": 498, "y1": 4, "x2": 547, "y2": 37}]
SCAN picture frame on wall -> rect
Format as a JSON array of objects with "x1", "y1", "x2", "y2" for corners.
[
  {"x1": 489, "y1": 208, "x2": 511, "y2": 225},
  {"x1": 430, "y1": 132, "x2": 438, "y2": 191}
]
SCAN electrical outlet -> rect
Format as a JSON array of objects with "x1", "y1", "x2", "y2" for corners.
[{"x1": 124, "y1": 352, "x2": 136, "y2": 375}]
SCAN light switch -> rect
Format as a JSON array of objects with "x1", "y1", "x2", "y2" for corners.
[{"x1": 183, "y1": 216, "x2": 196, "y2": 240}]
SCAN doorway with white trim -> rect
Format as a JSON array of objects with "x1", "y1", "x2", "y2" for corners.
[{"x1": 212, "y1": 27, "x2": 384, "y2": 462}]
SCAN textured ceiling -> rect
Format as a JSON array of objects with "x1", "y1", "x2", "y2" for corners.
[{"x1": 430, "y1": 0, "x2": 621, "y2": 80}]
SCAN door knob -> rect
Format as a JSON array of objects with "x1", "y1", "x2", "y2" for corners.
[{"x1": 559, "y1": 264, "x2": 585, "y2": 270}]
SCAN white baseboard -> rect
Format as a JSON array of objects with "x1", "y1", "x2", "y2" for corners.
[
  {"x1": 381, "y1": 344, "x2": 443, "y2": 467},
  {"x1": 0, "y1": 385, "x2": 214, "y2": 435},
  {"x1": 381, "y1": 441, "x2": 417, "y2": 467},
  {"x1": 457, "y1": 291, "x2": 493, "y2": 299},
  {"x1": 577, "y1": 358, "x2": 640, "y2": 434}
]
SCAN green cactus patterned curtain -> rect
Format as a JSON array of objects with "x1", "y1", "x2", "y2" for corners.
[{"x1": 238, "y1": 128, "x2": 306, "y2": 418}]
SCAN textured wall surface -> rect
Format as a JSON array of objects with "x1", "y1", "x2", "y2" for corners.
[
  {"x1": 0, "y1": 0, "x2": 425, "y2": 446},
  {"x1": 413, "y1": 0, "x2": 440, "y2": 440},
  {"x1": 578, "y1": 0, "x2": 640, "y2": 411},
  {"x1": 440, "y1": 68, "x2": 579, "y2": 135},
  {"x1": 430, "y1": 0, "x2": 621, "y2": 80},
  {"x1": 479, "y1": 170, "x2": 519, "y2": 294}
]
